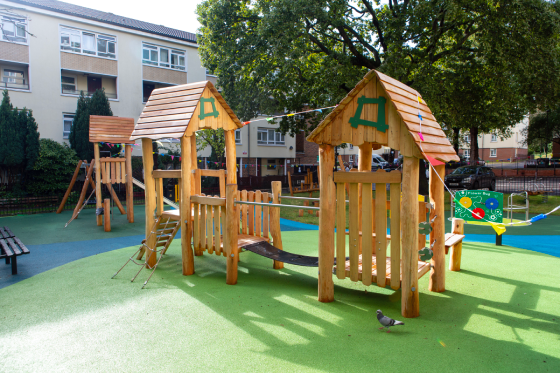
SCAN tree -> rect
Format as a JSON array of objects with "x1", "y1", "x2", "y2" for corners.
[
  {"x1": 196, "y1": 129, "x2": 226, "y2": 167},
  {"x1": 69, "y1": 89, "x2": 113, "y2": 161},
  {"x1": 24, "y1": 109, "x2": 40, "y2": 172},
  {"x1": 197, "y1": 0, "x2": 560, "y2": 162},
  {"x1": 524, "y1": 109, "x2": 560, "y2": 156}
]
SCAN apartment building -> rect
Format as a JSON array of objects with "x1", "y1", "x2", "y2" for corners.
[
  {"x1": 0, "y1": 0, "x2": 206, "y2": 147},
  {"x1": 459, "y1": 119, "x2": 528, "y2": 161}
]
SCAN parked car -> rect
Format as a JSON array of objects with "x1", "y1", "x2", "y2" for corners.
[
  {"x1": 550, "y1": 158, "x2": 560, "y2": 167},
  {"x1": 371, "y1": 154, "x2": 390, "y2": 170},
  {"x1": 447, "y1": 155, "x2": 468, "y2": 169},
  {"x1": 525, "y1": 159, "x2": 538, "y2": 168},
  {"x1": 465, "y1": 156, "x2": 485, "y2": 166},
  {"x1": 444, "y1": 166, "x2": 496, "y2": 190},
  {"x1": 537, "y1": 158, "x2": 550, "y2": 168}
]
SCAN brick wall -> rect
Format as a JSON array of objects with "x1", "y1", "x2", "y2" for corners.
[
  {"x1": 61, "y1": 52, "x2": 117, "y2": 75},
  {"x1": 461, "y1": 148, "x2": 528, "y2": 161},
  {"x1": 143, "y1": 65, "x2": 187, "y2": 85},
  {"x1": 553, "y1": 139, "x2": 560, "y2": 158},
  {"x1": 0, "y1": 42, "x2": 29, "y2": 63}
]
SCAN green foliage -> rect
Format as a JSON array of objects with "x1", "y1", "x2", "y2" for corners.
[
  {"x1": 27, "y1": 139, "x2": 79, "y2": 196},
  {"x1": 196, "y1": 129, "x2": 225, "y2": 165},
  {"x1": 69, "y1": 89, "x2": 114, "y2": 161},
  {"x1": 197, "y1": 0, "x2": 560, "y2": 161},
  {"x1": 524, "y1": 109, "x2": 560, "y2": 154},
  {"x1": 0, "y1": 90, "x2": 41, "y2": 186}
]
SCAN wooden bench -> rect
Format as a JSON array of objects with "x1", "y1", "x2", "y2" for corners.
[
  {"x1": 444, "y1": 233, "x2": 465, "y2": 254},
  {"x1": 0, "y1": 227, "x2": 30, "y2": 275}
]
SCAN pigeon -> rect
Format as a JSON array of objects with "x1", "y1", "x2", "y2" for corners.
[{"x1": 377, "y1": 310, "x2": 404, "y2": 333}]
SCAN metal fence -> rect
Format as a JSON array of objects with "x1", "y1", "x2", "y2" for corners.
[{"x1": 496, "y1": 176, "x2": 560, "y2": 196}]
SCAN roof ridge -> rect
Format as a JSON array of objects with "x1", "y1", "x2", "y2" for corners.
[{"x1": 5, "y1": 0, "x2": 197, "y2": 43}]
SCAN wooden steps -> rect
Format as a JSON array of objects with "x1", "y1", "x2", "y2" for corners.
[{"x1": 333, "y1": 254, "x2": 431, "y2": 288}]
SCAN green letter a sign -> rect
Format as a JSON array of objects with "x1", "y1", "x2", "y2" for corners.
[
  {"x1": 349, "y1": 96, "x2": 387, "y2": 132},
  {"x1": 198, "y1": 97, "x2": 219, "y2": 120}
]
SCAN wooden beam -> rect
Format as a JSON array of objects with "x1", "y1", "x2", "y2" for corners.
[
  {"x1": 94, "y1": 143, "x2": 102, "y2": 226},
  {"x1": 125, "y1": 145, "x2": 134, "y2": 223},
  {"x1": 181, "y1": 136, "x2": 194, "y2": 275},
  {"x1": 57, "y1": 160, "x2": 83, "y2": 213},
  {"x1": 225, "y1": 130, "x2": 237, "y2": 184},
  {"x1": 142, "y1": 138, "x2": 158, "y2": 269},
  {"x1": 190, "y1": 195, "x2": 226, "y2": 206},
  {"x1": 153, "y1": 170, "x2": 182, "y2": 179},
  {"x1": 104, "y1": 198, "x2": 111, "y2": 232},
  {"x1": 401, "y1": 156, "x2": 420, "y2": 318},
  {"x1": 191, "y1": 134, "x2": 197, "y2": 196},
  {"x1": 226, "y1": 184, "x2": 239, "y2": 284},
  {"x1": 106, "y1": 183, "x2": 126, "y2": 215},
  {"x1": 156, "y1": 177, "x2": 164, "y2": 217},
  {"x1": 429, "y1": 164, "x2": 445, "y2": 292},
  {"x1": 271, "y1": 181, "x2": 284, "y2": 269},
  {"x1": 449, "y1": 218, "x2": 464, "y2": 272},
  {"x1": 318, "y1": 144, "x2": 336, "y2": 302},
  {"x1": 287, "y1": 171, "x2": 294, "y2": 196},
  {"x1": 71, "y1": 160, "x2": 94, "y2": 220}
]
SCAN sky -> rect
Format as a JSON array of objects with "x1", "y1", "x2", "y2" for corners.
[{"x1": 61, "y1": 0, "x2": 206, "y2": 33}]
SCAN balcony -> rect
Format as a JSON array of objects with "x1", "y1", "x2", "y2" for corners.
[
  {"x1": 61, "y1": 70, "x2": 117, "y2": 100},
  {"x1": 143, "y1": 81, "x2": 176, "y2": 103},
  {"x1": 0, "y1": 61, "x2": 30, "y2": 91},
  {"x1": 61, "y1": 88, "x2": 117, "y2": 99}
]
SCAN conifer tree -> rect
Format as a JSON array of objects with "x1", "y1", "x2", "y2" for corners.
[
  {"x1": 25, "y1": 109, "x2": 40, "y2": 171},
  {"x1": 0, "y1": 90, "x2": 14, "y2": 166}
]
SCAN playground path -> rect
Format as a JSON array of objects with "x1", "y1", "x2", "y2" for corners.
[{"x1": 0, "y1": 233, "x2": 559, "y2": 372}]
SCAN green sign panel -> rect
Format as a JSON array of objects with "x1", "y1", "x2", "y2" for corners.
[
  {"x1": 198, "y1": 97, "x2": 219, "y2": 120},
  {"x1": 349, "y1": 95, "x2": 387, "y2": 132},
  {"x1": 454, "y1": 190, "x2": 503, "y2": 223}
]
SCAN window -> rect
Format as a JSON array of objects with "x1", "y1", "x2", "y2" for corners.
[
  {"x1": 490, "y1": 149, "x2": 497, "y2": 157},
  {"x1": 349, "y1": 155, "x2": 353, "y2": 162},
  {"x1": 491, "y1": 134, "x2": 497, "y2": 142},
  {"x1": 464, "y1": 135, "x2": 470, "y2": 143},
  {"x1": 60, "y1": 27, "x2": 116, "y2": 59},
  {"x1": 235, "y1": 129, "x2": 241, "y2": 144},
  {"x1": 463, "y1": 149, "x2": 470, "y2": 158},
  {"x1": 61, "y1": 76, "x2": 76, "y2": 94},
  {"x1": 1, "y1": 12, "x2": 27, "y2": 43},
  {"x1": 63, "y1": 114, "x2": 74, "y2": 139},
  {"x1": 257, "y1": 128, "x2": 285, "y2": 145},
  {"x1": 3, "y1": 69, "x2": 24, "y2": 84},
  {"x1": 142, "y1": 43, "x2": 185, "y2": 71},
  {"x1": 349, "y1": 144, "x2": 354, "y2": 149}
]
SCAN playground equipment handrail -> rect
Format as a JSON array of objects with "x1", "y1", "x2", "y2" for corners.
[{"x1": 234, "y1": 200, "x2": 321, "y2": 210}]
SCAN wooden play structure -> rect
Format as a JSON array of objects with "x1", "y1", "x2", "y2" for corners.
[
  {"x1": 116, "y1": 70, "x2": 461, "y2": 318},
  {"x1": 306, "y1": 69, "x2": 459, "y2": 317},
  {"x1": 57, "y1": 116, "x2": 135, "y2": 231}
]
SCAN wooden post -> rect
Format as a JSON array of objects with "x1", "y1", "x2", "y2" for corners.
[
  {"x1": 106, "y1": 183, "x2": 126, "y2": 215},
  {"x1": 141, "y1": 138, "x2": 158, "y2": 269},
  {"x1": 71, "y1": 160, "x2": 95, "y2": 220},
  {"x1": 155, "y1": 177, "x2": 164, "y2": 217},
  {"x1": 181, "y1": 136, "x2": 194, "y2": 275},
  {"x1": 271, "y1": 181, "x2": 284, "y2": 269},
  {"x1": 225, "y1": 184, "x2": 238, "y2": 284},
  {"x1": 103, "y1": 198, "x2": 111, "y2": 232},
  {"x1": 429, "y1": 164, "x2": 445, "y2": 292},
  {"x1": 190, "y1": 134, "x2": 198, "y2": 195},
  {"x1": 94, "y1": 143, "x2": 102, "y2": 226},
  {"x1": 225, "y1": 130, "x2": 237, "y2": 184},
  {"x1": 57, "y1": 160, "x2": 83, "y2": 213},
  {"x1": 318, "y1": 144, "x2": 336, "y2": 302},
  {"x1": 125, "y1": 144, "x2": 134, "y2": 223},
  {"x1": 358, "y1": 143, "x2": 372, "y2": 255},
  {"x1": 449, "y1": 218, "x2": 464, "y2": 271},
  {"x1": 287, "y1": 171, "x2": 294, "y2": 196},
  {"x1": 314, "y1": 201, "x2": 319, "y2": 217},
  {"x1": 401, "y1": 156, "x2": 420, "y2": 318}
]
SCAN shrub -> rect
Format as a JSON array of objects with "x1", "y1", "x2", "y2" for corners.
[{"x1": 27, "y1": 139, "x2": 79, "y2": 196}]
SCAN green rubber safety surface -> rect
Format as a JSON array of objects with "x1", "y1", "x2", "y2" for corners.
[{"x1": 1, "y1": 231, "x2": 559, "y2": 372}]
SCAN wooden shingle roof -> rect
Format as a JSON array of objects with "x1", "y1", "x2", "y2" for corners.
[
  {"x1": 89, "y1": 116, "x2": 135, "y2": 144},
  {"x1": 307, "y1": 70, "x2": 459, "y2": 163},
  {"x1": 130, "y1": 81, "x2": 243, "y2": 141}
]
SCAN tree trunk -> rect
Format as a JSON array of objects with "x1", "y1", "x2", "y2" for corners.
[
  {"x1": 470, "y1": 127, "x2": 479, "y2": 165},
  {"x1": 452, "y1": 128, "x2": 460, "y2": 155}
]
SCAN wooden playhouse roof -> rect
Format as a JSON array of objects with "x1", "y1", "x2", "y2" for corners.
[
  {"x1": 89, "y1": 116, "x2": 135, "y2": 144},
  {"x1": 130, "y1": 81, "x2": 243, "y2": 141},
  {"x1": 307, "y1": 70, "x2": 459, "y2": 163}
]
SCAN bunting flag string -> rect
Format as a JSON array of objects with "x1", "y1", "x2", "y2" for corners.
[{"x1": 240, "y1": 105, "x2": 337, "y2": 126}]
